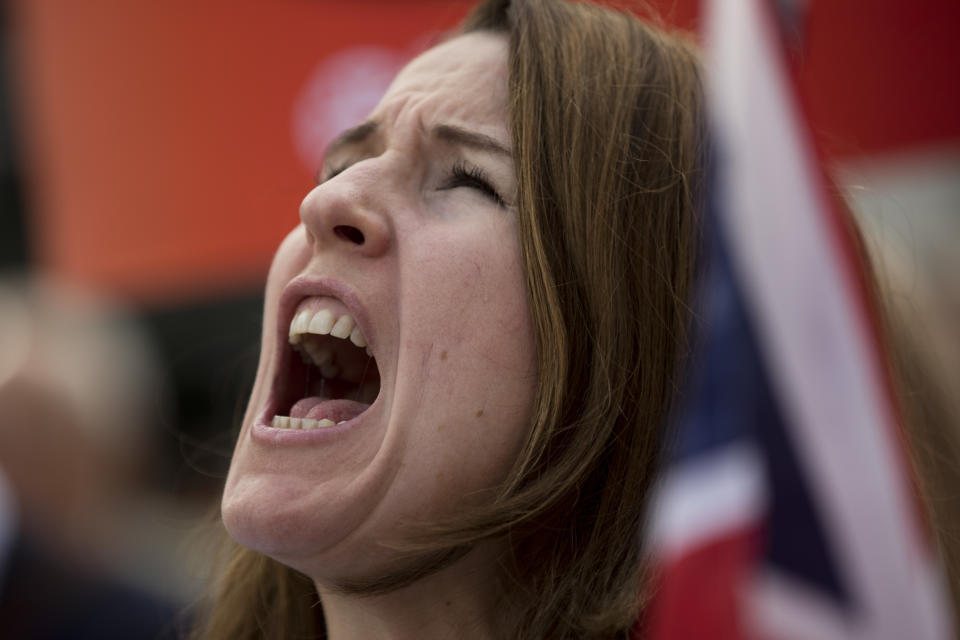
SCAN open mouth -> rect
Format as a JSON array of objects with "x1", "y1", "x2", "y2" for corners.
[{"x1": 271, "y1": 305, "x2": 381, "y2": 429}]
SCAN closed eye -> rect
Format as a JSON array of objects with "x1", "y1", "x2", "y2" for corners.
[
  {"x1": 316, "y1": 164, "x2": 349, "y2": 185},
  {"x1": 442, "y1": 160, "x2": 506, "y2": 207},
  {"x1": 318, "y1": 160, "x2": 508, "y2": 209}
]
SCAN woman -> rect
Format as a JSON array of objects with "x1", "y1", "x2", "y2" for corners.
[{"x1": 196, "y1": 0, "x2": 704, "y2": 637}]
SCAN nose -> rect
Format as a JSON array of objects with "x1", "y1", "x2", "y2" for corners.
[{"x1": 299, "y1": 176, "x2": 391, "y2": 258}]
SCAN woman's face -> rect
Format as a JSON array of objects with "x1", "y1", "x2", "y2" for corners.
[{"x1": 222, "y1": 32, "x2": 535, "y2": 581}]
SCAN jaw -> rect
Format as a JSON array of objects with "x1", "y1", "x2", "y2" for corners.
[
  {"x1": 222, "y1": 380, "x2": 399, "y2": 565},
  {"x1": 222, "y1": 318, "x2": 531, "y2": 586},
  {"x1": 221, "y1": 321, "x2": 400, "y2": 568}
]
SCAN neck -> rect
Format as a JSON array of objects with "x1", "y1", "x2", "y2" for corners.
[{"x1": 317, "y1": 544, "x2": 505, "y2": 640}]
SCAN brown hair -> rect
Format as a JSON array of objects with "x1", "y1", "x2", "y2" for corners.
[{"x1": 191, "y1": 1, "x2": 705, "y2": 637}]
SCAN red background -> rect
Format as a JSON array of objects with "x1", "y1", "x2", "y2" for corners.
[{"x1": 11, "y1": 0, "x2": 959, "y2": 304}]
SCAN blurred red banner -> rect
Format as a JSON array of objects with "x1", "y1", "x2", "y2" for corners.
[{"x1": 11, "y1": 0, "x2": 958, "y2": 304}]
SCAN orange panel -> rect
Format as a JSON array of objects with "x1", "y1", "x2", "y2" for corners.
[
  {"x1": 13, "y1": 0, "x2": 474, "y2": 303},
  {"x1": 13, "y1": 0, "x2": 958, "y2": 303}
]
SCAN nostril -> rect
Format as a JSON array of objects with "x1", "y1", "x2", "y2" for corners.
[{"x1": 334, "y1": 225, "x2": 365, "y2": 245}]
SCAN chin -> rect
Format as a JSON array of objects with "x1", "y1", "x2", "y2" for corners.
[
  {"x1": 220, "y1": 459, "x2": 375, "y2": 572},
  {"x1": 221, "y1": 481, "x2": 422, "y2": 586},
  {"x1": 220, "y1": 240, "x2": 395, "y2": 567}
]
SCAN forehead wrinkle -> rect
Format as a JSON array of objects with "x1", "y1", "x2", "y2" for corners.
[{"x1": 323, "y1": 33, "x2": 509, "y2": 174}]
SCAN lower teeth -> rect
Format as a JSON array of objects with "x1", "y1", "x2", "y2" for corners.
[{"x1": 270, "y1": 416, "x2": 346, "y2": 430}]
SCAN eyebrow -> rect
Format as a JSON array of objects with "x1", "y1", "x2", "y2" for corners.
[
  {"x1": 433, "y1": 124, "x2": 511, "y2": 157},
  {"x1": 323, "y1": 119, "x2": 380, "y2": 160},
  {"x1": 321, "y1": 120, "x2": 512, "y2": 173}
]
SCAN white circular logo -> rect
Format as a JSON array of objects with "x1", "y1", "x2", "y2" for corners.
[{"x1": 292, "y1": 46, "x2": 408, "y2": 175}]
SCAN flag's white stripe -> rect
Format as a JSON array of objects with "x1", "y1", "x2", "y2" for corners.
[
  {"x1": 649, "y1": 443, "x2": 766, "y2": 559},
  {"x1": 705, "y1": 0, "x2": 953, "y2": 638}
]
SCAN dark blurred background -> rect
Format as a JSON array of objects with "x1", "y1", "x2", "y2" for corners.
[{"x1": 0, "y1": 0, "x2": 956, "y2": 615}]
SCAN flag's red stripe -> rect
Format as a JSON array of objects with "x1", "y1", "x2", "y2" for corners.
[{"x1": 643, "y1": 525, "x2": 764, "y2": 640}]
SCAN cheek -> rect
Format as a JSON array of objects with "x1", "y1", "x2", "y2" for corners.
[
  {"x1": 398, "y1": 221, "x2": 536, "y2": 492},
  {"x1": 410, "y1": 224, "x2": 532, "y2": 350}
]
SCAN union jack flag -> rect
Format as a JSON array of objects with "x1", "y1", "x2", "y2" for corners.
[{"x1": 641, "y1": 0, "x2": 955, "y2": 638}]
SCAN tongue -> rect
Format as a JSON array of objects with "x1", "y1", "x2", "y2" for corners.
[
  {"x1": 289, "y1": 396, "x2": 325, "y2": 418},
  {"x1": 289, "y1": 397, "x2": 370, "y2": 422}
]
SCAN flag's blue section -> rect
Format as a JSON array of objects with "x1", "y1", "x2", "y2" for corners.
[{"x1": 668, "y1": 176, "x2": 852, "y2": 605}]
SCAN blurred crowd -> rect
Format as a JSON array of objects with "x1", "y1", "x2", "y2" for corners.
[{"x1": 0, "y1": 276, "x2": 214, "y2": 638}]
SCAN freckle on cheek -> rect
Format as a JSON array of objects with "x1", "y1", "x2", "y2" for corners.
[
  {"x1": 440, "y1": 350, "x2": 448, "y2": 361},
  {"x1": 475, "y1": 409, "x2": 484, "y2": 418}
]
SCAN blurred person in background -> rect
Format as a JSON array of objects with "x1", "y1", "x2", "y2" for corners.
[
  {"x1": 861, "y1": 225, "x2": 960, "y2": 624},
  {"x1": 0, "y1": 276, "x2": 183, "y2": 638}
]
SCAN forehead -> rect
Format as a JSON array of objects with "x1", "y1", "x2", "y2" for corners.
[{"x1": 374, "y1": 31, "x2": 509, "y2": 134}]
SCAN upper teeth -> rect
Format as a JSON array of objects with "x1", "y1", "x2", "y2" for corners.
[{"x1": 289, "y1": 309, "x2": 370, "y2": 351}]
